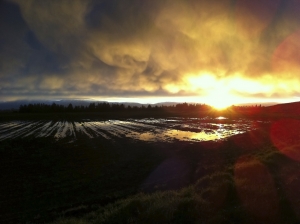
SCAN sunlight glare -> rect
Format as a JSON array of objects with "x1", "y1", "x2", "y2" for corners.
[
  {"x1": 187, "y1": 74, "x2": 216, "y2": 90},
  {"x1": 186, "y1": 73, "x2": 274, "y2": 109},
  {"x1": 205, "y1": 87, "x2": 236, "y2": 110},
  {"x1": 186, "y1": 73, "x2": 236, "y2": 109}
]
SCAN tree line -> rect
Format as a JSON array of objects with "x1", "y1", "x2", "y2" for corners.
[{"x1": 19, "y1": 102, "x2": 212, "y2": 113}]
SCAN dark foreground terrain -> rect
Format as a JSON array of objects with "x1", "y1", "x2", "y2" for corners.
[{"x1": 1, "y1": 117, "x2": 300, "y2": 223}]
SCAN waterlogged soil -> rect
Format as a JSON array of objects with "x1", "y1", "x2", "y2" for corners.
[
  {"x1": 5, "y1": 116, "x2": 300, "y2": 223},
  {"x1": 0, "y1": 117, "x2": 267, "y2": 143}
]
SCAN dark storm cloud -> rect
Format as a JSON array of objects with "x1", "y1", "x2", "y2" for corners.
[{"x1": 1, "y1": 0, "x2": 300, "y2": 101}]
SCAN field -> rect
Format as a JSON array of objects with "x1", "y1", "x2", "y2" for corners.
[
  {"x1": 0, "y1": 117, "x2": 255, "y2": 142},
  {"x1": 1, "y1": 116, "x2": 300, "y2": 223}
]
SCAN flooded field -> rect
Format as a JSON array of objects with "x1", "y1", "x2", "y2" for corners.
[
  {"x1": 0, "y1": 117, "x2": 266, "y2": 142},
  {"x1": 3, "y1": 116, "x2": 300, "y2": 224}
]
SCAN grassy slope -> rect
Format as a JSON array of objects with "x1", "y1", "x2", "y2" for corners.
[{"x1": 51, "y1": 125, "x2": 300, "y2": 224}]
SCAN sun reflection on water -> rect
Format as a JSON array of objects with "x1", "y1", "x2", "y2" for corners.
[{"x1": 134, "y1": 127, "x2": 242, "y2": 142}]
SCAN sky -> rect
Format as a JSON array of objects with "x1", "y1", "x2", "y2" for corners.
[{"x1": 1, "y1": 0, "x2": 300, "y2": 107}]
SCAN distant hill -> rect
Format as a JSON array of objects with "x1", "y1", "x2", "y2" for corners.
[
  {"x1": 0, "y1": 100, "x2": 177, "y2": 111},
  {"x1": 266, "y1": 101, "x2": 300, "y2": 115},
  {"x1": 0, "y1": 100, "x2": 97, "y2": 110},
  {"x1": 152, "y1": 102, "x2": 178, "y2": 106},
  {"x1": 235, "y1": 102, "x2": 278, "y2": 107},
  {"x1": 1, "y1": 99, "x2": 297, "y2": 114}
]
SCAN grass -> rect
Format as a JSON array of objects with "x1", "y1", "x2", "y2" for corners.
[
  {"x1": 0, "y1": 137, "x2": 166, "y2": 223},
  {"x1": 50, "y1": 128, "x2": 300, "y2": 224},
  {"x1": 51, "y1": 170, "x2": 249, "y2": 224},
  {"x1": 1, "y1": 119, "x2": 300, "y2": 223},
  {"x1": 52, "y1": 187, "x2": 224, "y2": 224},
  {"x1": 51, "y1": 153, "x2": 300, "y2": 224}
]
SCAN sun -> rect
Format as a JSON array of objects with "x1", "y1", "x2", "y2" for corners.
[
  {"x1": 187, "y1": 73, "x2": 248, "y2": 110},
  {"x1": 206, "y1": 90, "x2": 236, "y2": 110},
  {"x1": 186, "y1": 73, "x2": 252, "y2": 110},
  {"x1": 209, "y1": 98, "x2": 232, "y2": 110},
  {"x1": 202, "y1": 84, "x2": 239, "y2": 110}
]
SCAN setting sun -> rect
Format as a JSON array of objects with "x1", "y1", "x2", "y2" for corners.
[
  {"x1": 186, "y1": 73, "x2": 243, "y2": 109},
  {"x1": 204, "y1": 88, "x2": 237, "y2": 110}
]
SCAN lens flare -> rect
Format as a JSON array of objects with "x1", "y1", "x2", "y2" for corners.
[{"x1": 270, "y1": 119, "x2": 300, "y2": 162}]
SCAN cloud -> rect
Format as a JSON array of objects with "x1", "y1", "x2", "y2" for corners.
[{"x1": 1, "y1": 0, "x2": 300, "y2": 101}]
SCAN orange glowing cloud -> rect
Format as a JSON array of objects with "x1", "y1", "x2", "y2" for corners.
[
  {"x1": 272, "y1": 29, "x2": 300, "y2": 76},
  {"x1": 1, "y1": 0, "x2": 300, "y2": 101},
  {"x1": 236, "y1": 0, "x2": 280, "y2": 38}
]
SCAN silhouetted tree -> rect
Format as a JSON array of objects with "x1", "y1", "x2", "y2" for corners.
[{"x1": 67, "y1": 103, "x2": 73, "y2": 112}]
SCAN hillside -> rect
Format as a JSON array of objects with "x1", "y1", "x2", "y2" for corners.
[{"x1": 266, "y1": 101, "x2": 300, "y2": 115}]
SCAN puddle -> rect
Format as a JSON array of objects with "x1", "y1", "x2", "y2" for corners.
[{"x1": 127, "y1": 128, "x2": 243, "y2": 143}]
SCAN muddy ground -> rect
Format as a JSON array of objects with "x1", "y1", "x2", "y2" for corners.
[
  {"x1": 0, "y1": 117, "x2": 261, "y2": 142},
  {"x1": 1, "y1": 117, "x2": 300, "y2": 223}
]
